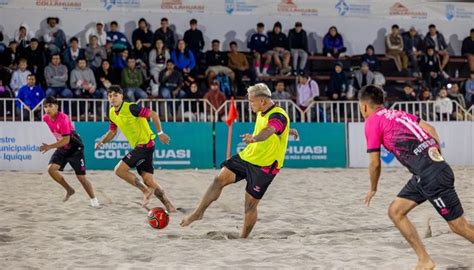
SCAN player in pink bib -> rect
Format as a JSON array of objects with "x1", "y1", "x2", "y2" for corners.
[
  {"x1": 40, "y1": 97, "x2": 99, "y2": 207},
  {"x1": 359, "y1": 85, "x2": 473, "y2": 269}
]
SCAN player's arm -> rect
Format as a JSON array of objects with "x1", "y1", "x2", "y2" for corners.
[
  {"x1": 419, "y1": 120, "x2": 441, "y2": 145},
  {"x1": 242, "y1": 112, "x2": 289, "y2": 144},
  {"x1": 95, "y1": 123, "x2": 118, "y2": 149},
  {"x1": 40, "y1": 135, "x2": 70, "y2": 153},
  {"x1": 149, "y1": 110, "x2": 170, "y2": 145},
  {"x1": 365, "y1": 151, "x2": 381, "y2": 207}
]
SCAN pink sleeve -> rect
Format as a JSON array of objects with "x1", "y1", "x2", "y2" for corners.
[
  {"x1": 58, "y1": 114, "x2": 72, "y2": 135},
  {"x1": 365, "y1": 116, "x2": 382, "y2": 153}
]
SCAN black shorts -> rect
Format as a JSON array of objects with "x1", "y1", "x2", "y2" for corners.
[
  {"x1": 49, "y1": 146, "x2": 86, "y2": 175},
  {"x1": 398, "y1": 166, "x2": 464, "y2": 221},
  {"x1": 122, "y1": 145, "x2": 154, "y2": 175},
  {"x1": 221, "y1": 154, "x2": 277, "y2": 200}
]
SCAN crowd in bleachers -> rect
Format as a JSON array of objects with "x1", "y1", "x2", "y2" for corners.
[{"x1": 0, "y1": 16, "x2": 473, "y2": 120}]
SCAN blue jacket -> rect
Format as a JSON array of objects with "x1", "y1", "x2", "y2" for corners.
[
  {"x1": 170, "y1": 50, "x2": 196, "y2": 71},
  {"x1": 323, "y1": 34, "x2": 345, "y2": 51},
  {"x1": 247, "y1": 33, "x2": 268, "y2": 54},
  {"x1": 112, "y1": 55, "x2": 127, "y2": 72},
  {"x1": 16, "y1": 84, "x2": 45, "y2": 109}
]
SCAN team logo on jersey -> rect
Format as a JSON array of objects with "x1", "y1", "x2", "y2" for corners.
[{"x1": 428, "y1": 147, "x2": 444, "y2": 162}]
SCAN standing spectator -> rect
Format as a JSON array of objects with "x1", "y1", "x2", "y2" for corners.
[
  {"x1": 448, "y1": 83, "x2": 466, "y2": 110},
  {"x1": 154, "y1": 17, "x2": 175, "y2": 50},
  {"x1": 361, "y1": 45, "x2": 380, "y2": 72},
  {"x1": 402, "y1": 26, "x2": 424, "y2": 76},
  {"x1": 228, "y1": 41, "x2": 256, "y2": 96},
  {"x1": 271, "y1": 81, "x2": 292, "y2": 100},
  {"x1": 461, "y1": 28, "x2": 474, "y2": 72},
  {"x1": 465, "y1": 72, "x2": 474, "y2": 106},
  {"x1": 85, "y1": 21, "x2": 107, "y2": 46},
  {"x1": 9, "y1": 58, "x2": 31, "y2": 94},
  {"x1": 205, "y1": 39, "x2": 234, "y2": 83},
  {"x1": 385, "y1": 24, "x2": 408, "y2": 72},
  {"x1": 121, "y1": 57, "x2": 147, "y2": 101},
  {"x1": 1, "y1": 41, "x2": 20, "y2": 69},
  {"x1": 107, "y1": 21, "x2": 130, "y2": 51},
  {"x1": 14, "y1": 23, "x2": 34, "y2": 52},
  {"x1": 288, "y1": 22, "x2": 308, "y2": 76},
  {"x1": 41, "y1": 17, "x2": 66, "y2": 54},
  {"x1": 296, "y1": 73, "x2": 319, "y2": 108},
  {"x1": 85, "y1": 35, "x2": 107, "y2": 71},
  {"x1": 44, "y1": 54, "x2": 73, "y2": 98},
  {"x1": 247, "y1": 22, "x2": 270, "y2": 77},
  {"x1": 327, "y1": 62, "x2": 348, "y2": 100},
  {"x1": 62, "y1": 37, "x2": 85, "y2": 72},
  {"x1": 16, "y1": 74, "x2": 44, "y2": 116},
  {"x1": 149, "y1": 39, "x2": 169, "y2": 89},
  {"x1": 132, "y1": 18, "x2": 153, "y2": 51},
  {"x1": 170, "y1": 39, "x2": 196, "y2": 76},
  {"x1": 267, "y1": 22, "x2": 291, "y2": 75},
  {"x1": 434, "y1": 87, "x2": 453, "y2": 120},
  {"x1": 183, "y1": 19, "x2": 205, "y2": 61},
  {"x1": 95, "y1": 59, "x2": 120, "y2": 93},
  {"x1": 204, "y1": 80, "x2": 226, "y2": 117},
  {"x1": 70, "y1": 58, "x2": 102, "y2": 98},
  {"x1": 158, "y1": 60, "x2": 185, "y2": 100},
  {"x1": 323, "y1": 26, "x2": 347, "y2": 58},
  {"x1": 21, "y1": 38, "x2": 46, "y2": 80},
  {"x1": 400, "y1": 83, "x2": 418, "y2": 102},
  {"x1": 424, "y1": 24, "x2": 449, "y2": 77},
  {"x1": 112, "y1": 49, "x2": 128, "y2": 72},
  {"x1": 352, "y1": 61, "x2": 375, "y2": 97}
]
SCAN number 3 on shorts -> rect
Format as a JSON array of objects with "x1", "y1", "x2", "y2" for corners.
[{"x1": 80, "y1": 159, "x2": 85, "y2": 167}]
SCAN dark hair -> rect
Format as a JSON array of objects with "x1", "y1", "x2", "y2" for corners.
[
  {"x1": 275, "y1": 80, "x2": 285, "y2": 86},
  {"x1": 428, "y1": 24, "x2": 436, "y2": 29},
  {"x1": 257, "y1": 22, "x2": 264, "y2": 28},
  {"x1": 229, "y1": 41, "x2": 237, "y2": 47},
  {"x1": 274, "y1": 21, "x2": 282, "y2": 30},
  {"x1": 107, "y1": 85, "x2": 123, "y2": 95},
  {"x1": 326, "y1": 26, "x2": 341, "y2": 39},
  {"x1": 166, "y1": 59, "x2": 174, "y2": 64},
  {"x1": 190, "y1": 18, "x2": 197, "y2": 25},
  {"x1": 358, "y1": 85, "x2": 385, "y2": 105},
  {"x1": 50, "y1": 53, "x2": 61, "y2": 60},
  {"x1": 212, "y1": 39, "x2": 220, "y2": 44},
  {"x1": 110, "y1": 21, "x2": 118, "y2": 26},
  {"x1": 138, "y1": 18, "x2": 147, "y2": 25},
  {"x1": 161, "y1": 17, "x2": 168, "y2": 22},
  {"x1": 76, "y1": 57, "x2": 87, "y2": 63},
  {"x1": 69, "y1": 37, "x2": 79, "y2": 43},
  {"x1": 47, "y1": 17, "x2": 59, "y2": 24},
  {"x1": 176, "y1": 39, "x2": 191, "y2": 58},
  {"x1": 366, "y1": 45, "x2": 375, "y2": 52},
  {"x1": 404, "y1": 82, "x2": 413, "y2": 88},
  {"x1": 392, "y1": 24, "x2": 399, "y2": 30},
  {"x1": 30, "y1": 37, "x2": 39, "y2": 43},
  {"x1": 44, "y1": 96, "x2": 58, "y2": 105},
  {"x1": 295, "y1": 22, "x2": 302, "y2": 27}
]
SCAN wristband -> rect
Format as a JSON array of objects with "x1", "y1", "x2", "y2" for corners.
[{"x1": 156, "y1": 130, "x2": 164, "y2": 136}]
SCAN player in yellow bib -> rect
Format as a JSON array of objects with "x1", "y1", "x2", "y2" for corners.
[
  {"x1": 181, "y1": 83, "x2": 299, "y2": 238},
  {"x1": 95, "y1": 85, "x2": 176, "y2": 211}
]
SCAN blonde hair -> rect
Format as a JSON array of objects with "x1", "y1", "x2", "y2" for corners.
[{"x1": 247, "y1": 83, "x2": 271, "y2": 98}]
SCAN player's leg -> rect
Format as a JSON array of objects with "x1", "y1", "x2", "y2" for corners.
[
  {"x1": 114, "y1": 160, "x2": 153, "y2": 206},
  {"x1": 447, "y1": 216, "x2": 474, "y2": 242},
  {"x1": 241, "y1": 192, "x2": 260, "y2": 238},
  {"x1": 47, "y1": 163, "x2": 75, "y2": 201},
  {"x1": 141, "y1": 172, "x2": 176, "y2": 213},
  {"x1": 68, "y1": 150, "x2": 98, "y2": 205}
]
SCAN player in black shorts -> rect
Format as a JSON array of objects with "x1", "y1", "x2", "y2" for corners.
[{"x1": 40, "y1": 97, "x2": 99, "y2": 207}]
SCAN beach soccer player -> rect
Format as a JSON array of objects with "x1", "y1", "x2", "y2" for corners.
[
  {"x1": 359, "y1": 85, "x2": 474, "y2": 269},
  {"x1": 40, "y1": 96, "x2": 100, "y2": 207},
  {"x1": 95, "y1": 85, "x2": 176, "y2": 211},
  {"x1": 181, "y1": 83, "x2": 299, "y2": 238}
]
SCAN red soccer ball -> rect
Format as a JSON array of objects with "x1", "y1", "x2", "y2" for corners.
[{"x1": 147, "y1": 207, "x2": 169, "y2": 229}]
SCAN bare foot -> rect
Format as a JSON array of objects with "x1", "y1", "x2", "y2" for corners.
[
  {"x1": 166, "y1": 203, "x2": 177, "y2": 213},
  {"x1": 63, "y1": 188, "x2": 75, "y2": 202},
  {"x1": 180, "y1": 211, "x2": 203, "y2": 227},
  {"x1": 415, "y1": 259, "x2": 436, "y2": 270},
  {"x1": 142, "y1": 187, "x2": 154, "y2": 207}
]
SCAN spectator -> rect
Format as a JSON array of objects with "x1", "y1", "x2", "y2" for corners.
[
  {"x1": 296, "y1": 74, "x2": 319, "y2": 108},
  {"x1": 0, "y1": 31, "x2": 5, "y2": 54},
  {"x1": 288, "y1": 22, "x2": 309, "y2": 76},
  {"x1": 132, "y1": 18, "x2": 153, "y2": 51},
  {"x1": 96, "y1": 59, "x2": 120, "y2": 93},
  {"x1": 0, "y1": 41, "x2": 20, "y2": 69},
  {"x1": 424, "y1": 24, "x2": 449, "y2": 77},
  {"x1": 62, "y1": 37, "x2": 85, "y2": 72},
  {"x1": 14, "y1": 23, "x2": 34, "y2": 52},
  {"x1": 248, "y1": 22, "x2": 270, "y2": 77},
  {"x1": 121, "y1": 57, "x2": 147, "y2": 102},
  {"x1": 271, "y1": 81, "x2": 292, "y2": 100},
  {"x1": 41, "y1": 17, "x2": 66, "y2": 54},
  {"x1": 0, "y1": 79, "x2": 14, "y2": 99},
  {"x1": 435, "y1": 87, "x2": 453, "y2": 120},
  {"x1": 228, "y1": 41, "x2": 256, "y2": 96},
  {"x1": 21, "y1": 38, "x2": 46, "y2": 78},
  {"x1": 9, "y1": 58, "x2": 31, "y2": 94},
  {"x1": 44, "y1": 54, "x2": 73, "y2": 98},
  {"x1": 158, "y1": 60, "x2": 185, "y2": 100},
  {"x1": 183, "y1": 18, "x2": 205, "y2": 61},
  {"x1": 70, "y1": 58, "x2": 102, "y2": 98},
  {"x1": 268, "y1": 22, "x2": 291, "y2": 75},
  {"x1": 205, "y1": 39, "x2": 234, "y2": 83},
  {"x1": 402, "y1": 26, "x2": 424, "y2": 76},
  {"x1": 107, "y1": 21, "x2": 130, "y2": 51},
  {"x1": 327, "y1": 62, "x2": 348, "y2": 100},
  {"x1": 170, "y1": 39, "x2": 196, "y2": 76},
  {"x1": 85, "y1": 21, "x2": 107, "y2": 46},
  {"x1": 154, "y1": 17, "x2": 175, "y2": 50},
  {"x1": 132, "y1": 39, "x2": 148, "y2": 73},
  {"x1": 323, "y1": 26, "x2": 347, "y2": 58},
  {"x1": 361, "y1": 45, "x2": 380, "y2": 72},
  {"x1": 85, "y1": 35, "x2": 107, "y2": 71},
  {"x1": 448, "y1": 83, "x2": 466, "y2": 109},
  {"x1": 385, "y1": 24, "x2": 408, "y2": 72},
  {"x1": 420, "y1": 46, "x2": 445, "y2": 94},
  {"x1": 461, "y1": 28, "x2": 474, "y2": 72},
  {"x1": 149, "y1": 39, "x2": 169, "y2": 87},
  {"x1": 400, "y1": 83, "x2": 418, "y2": 102},
  {"x1": 112, "y1": 49, "x2": 128, "y2": 72},
  {"x1": 204, "y1": 80, "x2": 226, "y2": 116},
  {"x1": 352, "y1": 61, "x2": 375, "y2": 97},
  {"x1": 419, "y1": 87, "x2": 432, "y2": 101},
  {"x1": 183, "y1": 82, "x2": 204, "y2": 121},
  {"x1": 465, "y1": 72, "x2": 474, "y2": 106},
  {"x1": 16, "y1": 74, "x2": 44, "y2": 115}
]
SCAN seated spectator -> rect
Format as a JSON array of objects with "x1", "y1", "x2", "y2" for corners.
[
  {"x1": 95, "y1": 59, "x2": 120, "y2": 93},
  {"x1": 10, "y1": 58, "x2": 31, "y2": 94},
  {"x1": 323, "y1": 26, "x2": 347, "y2": 58},
  {"x1": 465, "y1": 72, "x2": 474, "y2": 106},
  {"x1": 461, "y1": 28, "x2": 474, "y2": 72},
  {"x1": 419, "y1": 87, "x2": 432, "y2": 101},
  {"x1": 149, "y1": 39, "x2": 169, "y2": 87},
  {"x1": 70, "y1": 58, "x2": 102, "y2": 99},
  {"x1": 21, "y1": 38, "x2": 46, "y2": 78},
  {"x1": 0, "y1": 41, "x2": 20, "y2": 69},
  {"x1": 448, "y1": 83, "x2": 466, "y2": 109},
  {"x1": 0, "y1": 31, "x2": 5, "y2": 54},
  {"x1": 183, "y1": 18, "x2": 205, "y2": 61},
  {"x1": 228, "y1": 41, "x2": 256, "y2": 97},
  {"x1": 121, "y1": 57, "x2": 147, "y2": 101},
  {"x1": 0, "y1": 79, "x2": 14, "y2": 99},
  {"x1": 205, "y1": 39, "x2": 234, "y2": 84},
  {"x1": 400, "y1": 83, "x2": 418, "y2": 102},
  {"x1": 204, "y1": 80, "x2": 227, "y2": 118},
  {"x1": 158, "y1": 60, "x2": 184, "y2": 99},
  {"x1": 41, "y1": 17, "x2": 66, "y2": 54},
  {"x1": 132, "y1": 18, "x2": 153, "y2": 51},
  {"x1": 14, "y1": 23, "x2": 34, "y2": 52},
  {"x1": 171, "y1": 39, "x2": 196, "y2": 76},
  {"x1": 44, "y1": 54, "x2": 73, "y2": 98},
  {"x1": 85, "y1": 21, "x2": 107, "y2": 46},
  {"x1": 154, "y1": 17, "x2": 175, "y2": 50},
  {"x1": 267, "y1": 22, "x2": 291, "y2": 75},
  {"x1": 296, "y1": 73, "x2": 320, "y2": 108},
  {"x1": 361, "y1": 45, "x2": 380, "y2": 72},
  {"x1": 271, "y1": 80, "x2": 292, "y2": 100},
  {"x1": 327, "y1": 62, "x2": 348, "y2": 100},
  {"x1": 424, "y1": 24, "x2": 449, "y2": 77},
  {"x1": 288, "y1": 22, "x2": 309, "y2": 76},
  {"x1": 435, "y1": 86, "x2": 453, "y2": 120},
  {"x1": 420, "y1": 46, "x2": 445, "y2": 94},
  {"x1": 248, "y1": 22, "x2": 270, "y2": 76},
  {"x1": 112, "y1": 49, "x2": 128, "y2": 72},
  {"x1": 85, "y1": 35, "x2": 107, "y2": 71},
  {"x1": 62, "y1": 37, "x2": 85, "y2": 72},
  {"x1": 402, "y1": 26, "x2": 424, "y2": 76},
  {"x1": 132, "y1": 39, "x2": 148, "y2": 80},
  {"x1": 183, "y1": 82, "x2": 204, "y2": 121},
  {"x1": 385, "y1": 24, "x2": 408, "y2": 72},
  {"x1": 16, "y1": 74, "x2": 44, "y2": 117},
  {"x1": 107, "y1": 21, "x2": 130, "y2": 51},
  {"x1": 352, "y1": 61, "x2": 374, "y2": 97}
]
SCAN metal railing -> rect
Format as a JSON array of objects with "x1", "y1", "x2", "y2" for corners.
[
  {"x1": 390, "y1": 101, "x2": 472, "y2": 122},
  {"x1": 138, "y1": 99, "x2": 216, "y2": 122},
  {"x1": 304, "y1": 101, "x2": 363, "y2": 123}
]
